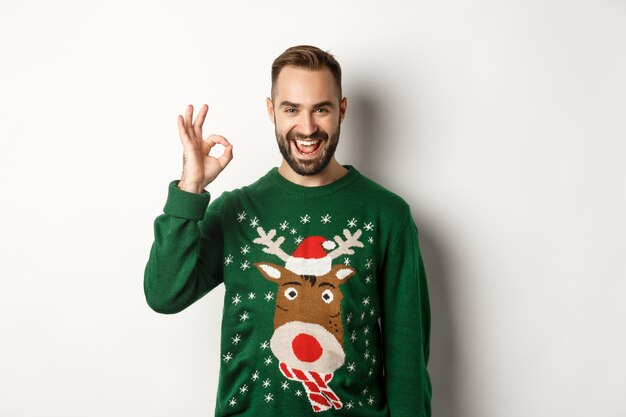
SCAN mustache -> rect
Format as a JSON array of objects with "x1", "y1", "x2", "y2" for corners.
[{"x1": 286, "y1": 129, "x2": 328, "y2": 141}]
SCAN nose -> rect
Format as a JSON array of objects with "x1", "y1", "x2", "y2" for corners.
[
  {"x1": 298, "y1": 113, "x2": 317, "y2": 136},
  {"x1": 292, "y1": 333, "x2": 323, "y2": 362}
]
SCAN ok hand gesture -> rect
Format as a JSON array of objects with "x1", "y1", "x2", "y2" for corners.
[{"x1": 177, "y1": 104, "x2": 233, "y2": 194}]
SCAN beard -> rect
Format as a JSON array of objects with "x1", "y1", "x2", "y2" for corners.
[{"x1": 275, "y1": 122, "x2": 340, "y2": 177}]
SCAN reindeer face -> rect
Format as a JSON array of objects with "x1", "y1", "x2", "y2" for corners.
[{"x1": 255, "y1": 262, "x2": 356, "y2": 373}]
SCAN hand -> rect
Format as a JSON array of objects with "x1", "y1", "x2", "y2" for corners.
[{"x1": 177, "y1": 104, "x2": 233, "y2": 194}]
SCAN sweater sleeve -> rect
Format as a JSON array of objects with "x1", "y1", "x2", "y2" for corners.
[
  {"x1": 380, "y1": 212, "x2": 432, "y2": 416},
  {"x1": 143, "y1": 180, "x2": 225, "y2": 314}
]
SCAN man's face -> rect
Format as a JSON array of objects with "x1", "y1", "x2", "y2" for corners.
[{"x1": 267, "y1": 66, "x2": 347, "y2": 176}]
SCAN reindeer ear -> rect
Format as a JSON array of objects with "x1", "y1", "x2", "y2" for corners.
[
  {"x1": 331, "y1": 264, "x2": 357, "y2": 282},
  {"x1": 254, "y1": 262, "x2": 287, "y2": 281}
]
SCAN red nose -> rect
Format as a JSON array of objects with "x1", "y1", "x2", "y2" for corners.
[{"x1": 292, "y1": 333, "x2": 323, "y2": 362}]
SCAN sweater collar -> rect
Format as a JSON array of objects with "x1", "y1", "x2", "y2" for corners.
[{"x1": 265, "y1": 165, "x2": 361, "y2": 198}]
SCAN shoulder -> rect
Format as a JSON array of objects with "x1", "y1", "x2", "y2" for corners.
[{"x1": 352, "y1": 168, "x2": 411, "y2": 217}]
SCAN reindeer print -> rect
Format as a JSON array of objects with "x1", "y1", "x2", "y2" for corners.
[{"x1": 252, "y1": 227, "x2": 364, "y2": 412}]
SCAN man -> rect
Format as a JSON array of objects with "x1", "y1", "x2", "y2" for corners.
[{"x1": 144, "y1": 45, "x2": 431, "y2": 416}]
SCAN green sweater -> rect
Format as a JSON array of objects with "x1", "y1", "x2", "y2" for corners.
[{"x1": 144, "y1": 166, "x2": 431, "y2": 417}]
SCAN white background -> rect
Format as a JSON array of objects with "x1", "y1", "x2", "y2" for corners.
[{"x1": 1, "y1": 1, "x2": 625, "y2": 416}]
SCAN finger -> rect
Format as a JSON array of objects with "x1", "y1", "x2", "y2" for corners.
[
  {"x1": 218, "y1": 142, "x2": 234, "y2": 168},
  {"x1": 204, "y1": 135, "x2": 234, "y2": 167},
  {"x1": 177, "y1": 115, "x2": 190, "y2": 145},
  {"x1": 206, "y1": 134, "x2": 231, "y2": 148},
  {"x1": 193, "y1": 104, "x2": 209, "y2": 140},
  {"x1": 184, "y1": 104, "x2": 194, "y2": 137}
]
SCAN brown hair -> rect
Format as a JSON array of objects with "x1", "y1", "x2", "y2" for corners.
[{"x1": 271, "y1": 45, "x2": 342, "y2": 100}]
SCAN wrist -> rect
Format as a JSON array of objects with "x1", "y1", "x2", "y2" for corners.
[{"x1": 177, "y1": 179, "x2": 204, "y2": 194}]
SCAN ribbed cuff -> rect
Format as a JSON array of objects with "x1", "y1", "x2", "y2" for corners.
[{"x1": 163, "y1": 180, "x2": 211, "y2": 220}]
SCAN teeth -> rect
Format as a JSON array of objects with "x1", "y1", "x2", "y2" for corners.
[{"x1": 296, "y1": 139, "x2": 319, "y2": 147}]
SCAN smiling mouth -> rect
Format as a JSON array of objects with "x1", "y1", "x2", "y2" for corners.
[{"x1": 293, "y1": 139, "x2": 323, "y2": 155}]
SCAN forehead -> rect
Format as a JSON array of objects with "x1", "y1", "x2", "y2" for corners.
[{"x1": 274, "y1": 66, "x2": 339, "y2": 103}]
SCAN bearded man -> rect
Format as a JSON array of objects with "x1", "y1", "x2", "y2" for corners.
[{"x1": 144, "y1": 45, "x2": 432, "y2": 417}]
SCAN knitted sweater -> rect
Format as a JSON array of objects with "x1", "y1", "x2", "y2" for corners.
[{"x1": 144, "y1": 166, "x2": 431, "y2": 417}]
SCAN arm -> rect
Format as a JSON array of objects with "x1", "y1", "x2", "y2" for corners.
[
  {"x1": 144, "y1": 104, "x2": 233, "y2": 314},
  {"x1": 380, "y1": 212, "x2": 432, "y2": 416},
  {"x1": 143, "y1": 180, "x2": 225, "y2": 314}
]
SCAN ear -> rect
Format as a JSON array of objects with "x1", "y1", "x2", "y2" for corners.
[
  {"x1": 330, "y1": 264, "x2": 356, "y2": 283},
  {"x1": 254, "y1": 262, "x2": 289, "y2": 282},
  {"x1": 339, "y1": 97, "x2": 347, "y2": 123},
  {"x1": 266, "y1": 97, "x2": 275, "y2": 124}
]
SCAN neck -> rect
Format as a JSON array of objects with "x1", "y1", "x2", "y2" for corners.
[{"x1": 278, "y1": 158, "x2": 348, "y2": 187}]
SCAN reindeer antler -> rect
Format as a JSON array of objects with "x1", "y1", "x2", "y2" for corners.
[
  {"x1": 253, "y1": 227, "x2": 290, "y2": 262},
  {"x1": 328, "y1": 229, "x2": 364, "y2": 260}
]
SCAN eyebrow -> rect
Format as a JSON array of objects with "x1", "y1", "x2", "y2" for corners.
[
  {"x1": 318, "y1": 282, "x2": 336, "y2": 288},
  {"x1": 279, "y1": 100, "x2": 336, "y2": 109},
  {"x1": 281, "y1": 281, "x2": 303, "y2": 286}
]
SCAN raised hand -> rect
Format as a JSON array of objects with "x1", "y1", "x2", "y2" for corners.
[{"x1": 177, "y1": 104, "x2": 233, "y2": 194}]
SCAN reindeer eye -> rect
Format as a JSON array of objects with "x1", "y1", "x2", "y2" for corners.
[
  {"x1": 321, "y1": 289, "x2": 334, "y2": 304},
  {"x1": 284, "y1": 287, "x2": 298, "y2": 300}
]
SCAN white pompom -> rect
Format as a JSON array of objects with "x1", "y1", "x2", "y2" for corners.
[{"x1": 322, "y1": 240, "x2": 337, "y2": 250}]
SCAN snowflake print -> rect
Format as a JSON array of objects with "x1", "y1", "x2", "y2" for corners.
[
  {"x1": 295, "y1": 236, "x2": 303, "y2": 244},
  {"x1": 251, "y1": 371, "x2": 260, "y2": 381},
  {"x1": 250, "y1": 217, "x2": 259, "y2": 227},
  {"x1": 224, "y1": 255, "x2": 234, "y2": 266},
  {"x1": 347, "y1": 218, "x2": 358, "y2": 228},
  {"x1": 264, "y1": 356, "x2": 273, "y2": 365},
  {"x1": 239, "y1": 311, "x2": 250, "y2": 322},
  {"x1": 360, "y1": 312, "x2": 366, "y2": 321},
  {"x1": 239, "y1": 384, "x2": 249, "y2": 394},
  {"x1": 346, "y1": 312, "x2": 353, "y2": 324},
  {"x1": 365, "y1": 339, "x2": 370, "y2": 347},
  {"x1": 368, "y1": 395, "x2": 375, "y2": 405},
  {"x1": 370, "y1": 307, "x2": 376, "y2": 317},
  {"x1": 320, "y1": 214, "x2": 331, "y2": 224},
  {"x1": 262, "y1": 378, "x2": 271, "y2": 388},
  {"x1": 364, "y1": 326, "x2": 370, "y2": 335},
  {"x1": 343, "y1": 257, "x2": 350, "y2": 265},
  {"x1": 362, "y1": 296, "x2": 371, "y2": 306},
  {"x1": 248, "y1": 292, "x2": 256, "y2": 300},
  {"x1": 365, "y1": 275, "x2": 372, "y2": 284},
  {"x1": 372, "y1": 357, "x2": 377, "y2": 365},
  {"x1": 362, "y1": 387, "x2": 369, "y2": 395},
  {"x1": 264, "y1": 291, "x2": 274, "y2": 301},
  {"x1": 364, "y1": 349, "x2": 370, "y2": 359},
  {"x1": 279, "y1": 220, "x2": 289, "y2": 230},
  {"x1": 264, "y1": 393, "x2": 274, "y2": 402},
  {"x1": 365, "y1": 259, "x2": 373, "y2": 269},
  {"x1": 237, "y1": 211, "x2": 247, "y2": 222},
  {"x1": 350, "y1": 330, "x2": 357, "y2": 342},
  {"x1": 228, "y1": 397, "x2": 237, "y2": 407},
  {"x1": 347, "y1": 362, "x2": 356, "y2": 372},
  {"x1": 359, "y1": 401, "x2": 363, "y2": 407},
  {"x1": 260, "y1": 340, "x2": 270, "y2": 350},
  {"x1": 300, "y1": 214, "x2": 310, "y2": 224},
  {"x1": 232, "y1": 294, "x2": 241, "y2": 305},
  {"x1": 346, "y1": 401, "x2": 354, "y2": 409},
  {"x1": 281, "y1": 381, "x2": 289, "y2": 390},
  {"x1": 231, "y1": 334, "x2": 242, "y2": 345},
  {"x1": 364, "y1": 222, "x2": 374, "y2": 231},
  {"x1": 223, "y1": 352, "x2": 233, "y2": 362},
  {"x1": 290, "y1": 228, "x2": 297, "y2": 235},
  {"x1": 295, "y1": 390, "x2": 303, "y2": 397},
  {"x1": 240, "y1": 245, "x2": 250, "y2": 255},
  {"x1": 368, "y1": 236, "x2": 374, "y2": 244},
  {"x1": 240, "y1": 260, "x2": 250, "y2": 270}
]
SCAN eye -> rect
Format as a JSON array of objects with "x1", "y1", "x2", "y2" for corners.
[
  {"x1": 284, "y1": 287, "x2": 298, "y2": 300},
  {"x1": 315, "y1": 108, "x2": 329, "y2": 113},
  {"x1": 285, "y1": 108, "x2": 297, "y2": 113},
  {"x1": 321, "y1": 289, "x2": 334, "y2": 304}
]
